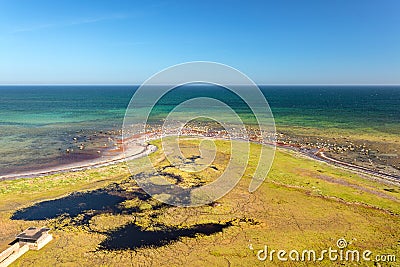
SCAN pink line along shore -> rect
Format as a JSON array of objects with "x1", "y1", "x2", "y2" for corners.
[
  {"x1": 0, "y1": 142, "x2": 157, "y2": 181},
  {"x1": 1, "y1": 131, "x2": 399, "y2": 186}
]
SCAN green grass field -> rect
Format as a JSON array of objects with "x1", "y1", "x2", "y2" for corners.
[{"x1": 0, "y1": 138, "x2": 399, "y2": 266}]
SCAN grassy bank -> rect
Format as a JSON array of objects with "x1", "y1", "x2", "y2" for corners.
[{"x1": 0, "y1": 138, "x2": 399, "y2": 266}]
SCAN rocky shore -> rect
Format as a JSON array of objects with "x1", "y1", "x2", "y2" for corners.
[{"x1": 1, "y1": 122, "x2": 398, "y2": 184}]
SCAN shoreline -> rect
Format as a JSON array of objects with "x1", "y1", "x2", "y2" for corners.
[
  {"x1": 0, "y1": 143, "x2": 157, "y2": 181},
  {"x1": 286, "y1": 146, "x2": 400, "y2": 186},
  {"x1": 1, "y1": 133, "x2": 399, "y2": 186},
  {"x1": 313, "y1": 150, "x2": 400, "y2": 185}
]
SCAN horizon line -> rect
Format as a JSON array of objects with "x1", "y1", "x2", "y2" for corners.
[{"x1": 0, "y1": 83, "x2": 400, "y2": 86}]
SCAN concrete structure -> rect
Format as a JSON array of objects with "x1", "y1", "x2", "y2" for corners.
[{"x1": 0, "y1": 227, "x2": 52, "y2": 267}]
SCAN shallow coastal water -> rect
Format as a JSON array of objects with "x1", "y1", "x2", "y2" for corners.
[
  {"x1": 0, "y1": 85, "x2": 399, "y2": 176},
  {"x1": 0, "y1": 86, "x2": 133, "y2": 175}
]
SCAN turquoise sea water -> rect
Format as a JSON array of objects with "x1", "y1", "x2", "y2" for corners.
[{"x1": 0, "y1": 85, "x2": 399, "y2": 175}]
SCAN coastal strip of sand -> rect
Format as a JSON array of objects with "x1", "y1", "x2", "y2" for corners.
[
  {"x1": 1, "y1": 132, "x2": 398, "y2": 187},
  {"x1": 0, "y1": 142, "x2": 157, "y2": 181}
]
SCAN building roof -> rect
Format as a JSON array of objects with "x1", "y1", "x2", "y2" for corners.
[{"x1": 16, "y1": 227, "x2": 50, "y2": 241}]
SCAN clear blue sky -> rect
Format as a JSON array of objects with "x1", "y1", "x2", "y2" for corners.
[{"x1": 0, "y1": 0, "x2": 399, "y2": 84}]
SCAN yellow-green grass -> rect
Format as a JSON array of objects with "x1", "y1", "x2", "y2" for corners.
[{"x1": 0, "y1": 138, "x2": 398, "y2": 266}]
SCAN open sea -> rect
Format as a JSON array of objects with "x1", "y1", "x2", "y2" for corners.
[{"x1": 0, "y1": 85, "x2": 399, "y2": 176}]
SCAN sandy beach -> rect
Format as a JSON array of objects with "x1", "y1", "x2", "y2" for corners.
[
  {"x1": 2, "y1": 128, "x2": 398, "y2": 189},
  {"x1": 0, "y1": 141, "x2": 157, "y2": 181}
]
